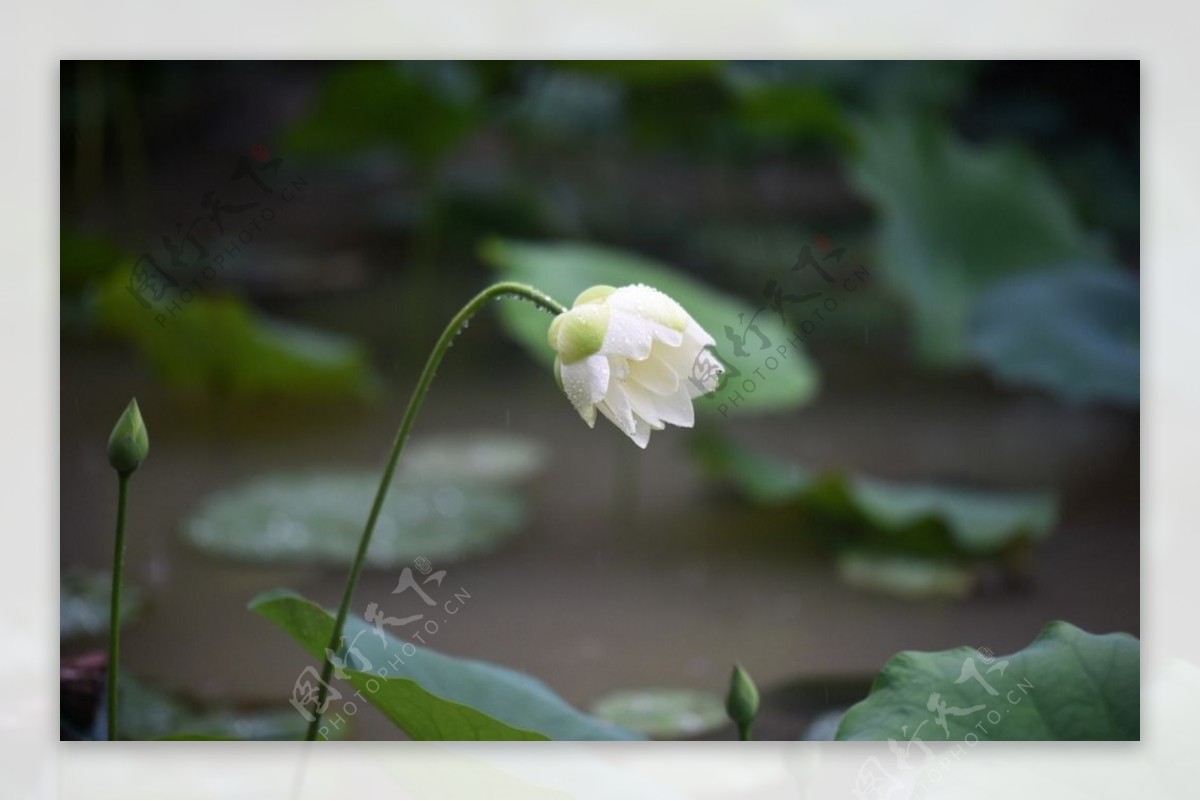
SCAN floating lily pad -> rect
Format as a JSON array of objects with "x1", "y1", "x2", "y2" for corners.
[
  {"x1": 836, "y1": 621, "x2": 1139, "y2": 741},
  {"x1": 837, "y1": 553, "x2": 975, "y2": 600},
  {"x1": 184, "y1": 471, "x2": 524, "y2": 568},
  {"x1": 590, "y1": 688, "x2": 728, "y2": 739},
  {"x1": 695, "y1": 434, "x2": 1056, "y2": 557},
  {"x1": 61, "y1": 572, "x2": 145, "y2": 640},
  {"x1": 399, "y1": 432, "x2": 548, "y2": 486},
  {"x1": 251, "y1": 589, "x2": 641, "y2": 740}
]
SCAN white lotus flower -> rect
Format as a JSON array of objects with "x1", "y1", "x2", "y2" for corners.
[{"x1": 547, "y1": 284, "x2": 725, "y2": 448}]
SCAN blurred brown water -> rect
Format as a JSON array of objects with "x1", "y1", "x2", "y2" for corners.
[{"x1": 59, "y1": 294, "x2": 1138, "y2": 740}]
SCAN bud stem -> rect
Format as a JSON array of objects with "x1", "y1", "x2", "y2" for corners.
[
  {"x1": 107, "y1": 471, "x2": 130, "y2": 741},
  {"x1": 304, "y1": 281, "x2": 566, "y2": 741}
]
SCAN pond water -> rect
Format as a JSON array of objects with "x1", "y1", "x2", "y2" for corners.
[{"x1": 60, "y1": 317, "x2": 1139, "y2": 740}]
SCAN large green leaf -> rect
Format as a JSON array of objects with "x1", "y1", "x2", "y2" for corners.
[
  {"x1": 969, "y1": 265, "x2": 1139, "y2": 407},
  {"x1": 836, "y1": 621, "x2": 1139, "y2": 741},
  {"x1": 184, "y1": 469, "x2": 525, "y2": 568},
  {"x1": 250, "y1": 589, "x2": 641, "y2": 741},
  {"x1": 482, "y1": 239, "x2": 819, "y2": 414},
  {"x1": 95, "y1": 267, "x2": 377, "y2": 399},
  {"x1": 850, "y1": 116, "x2": 1107, "y2": 366},
  {"x1": 695, "y1": 434, "x2": 1056, "y2": 556}
]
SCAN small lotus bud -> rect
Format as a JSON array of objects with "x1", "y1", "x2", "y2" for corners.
[
  {"x1": 725, "y1": 663, "x2": 760, "y2": 740},
  {"x1": 107, "y1": 398, "x2": 149, "y2": 474}
]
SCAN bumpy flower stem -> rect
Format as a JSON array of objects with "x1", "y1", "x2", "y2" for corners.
[
  {"x1": 305, "y1": 281, "x2": 566, "y2": 741},
  {"x1": 107, "y1": 472, "x2": 130, "y2": 741}
]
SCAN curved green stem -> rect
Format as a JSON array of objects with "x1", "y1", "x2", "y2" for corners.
[
  {"x1": 107, "y1": 472, "x2": 130, "y2": 741},
  {"x1": 304, "y1": 281, "x2": 566, "y2": 741}
]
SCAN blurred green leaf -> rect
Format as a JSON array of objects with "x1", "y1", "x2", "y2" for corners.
[
  {"x1": 95, "y1": 267, "x2": 377, "y2": 399},
  {"x1": 251, "y1": 589, "x2": 641, "y2": 740},
  {"x1": 61, "y1": 230, "x2": 123, "y2": 294},
  {"x1": 286, "y1": 62, "x2": 480, "y2": 164},
  {"x1": 482, "y1": 239, "x2": 819, "y2": 414},
  {"x1": 695, "y1": 434, "x2": 1056, "y2": 556},
  {"x1": 836, "y1": 621, "x2": 1139, "y2": 740},
  {"x1": 559, "y1": 61, "x2": 720, "y2": 86},
  {"x1": 969, "y1": 265, "x2": 1139, "y2": 407},
  {"x1": 184, "y1": 469, "x2": 525, "y2": 568},
  {"x1": 60, "y1": 571, "x2": 144, "y2": 640},
  {"x1": 1055, "y1": 140, "x2": 1140, "y2": 246},
  {"x1": 850, "y1": 116, "x2": 1107, "y2": 366},
  {"x1": 732, "y1": 83, "x2": 852, "y2": 148},
  {"x1": 724, "y1": 61, "x2": 977, "y2": 118}
]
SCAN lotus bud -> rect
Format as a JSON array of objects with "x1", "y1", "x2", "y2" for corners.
[
  {"x1": 725, "y1": 663, "x2": 760, "y2": 740},
  {"x1": 106, "y1": 398, "x2": 149, "y2": 475}
]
